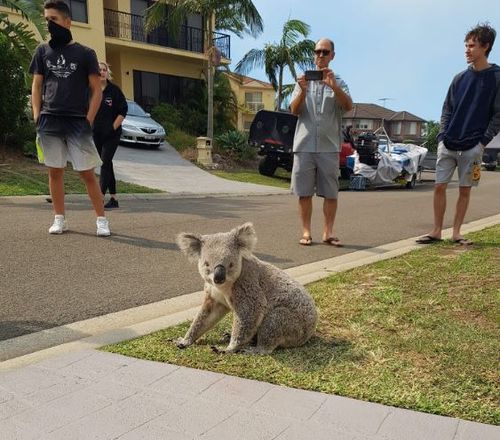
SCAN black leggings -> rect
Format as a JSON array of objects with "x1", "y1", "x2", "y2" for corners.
[{"x1": 94, "y1": 132, "x2": 120, "y2": 196}]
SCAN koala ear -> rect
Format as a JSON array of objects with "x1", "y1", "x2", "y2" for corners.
[
  {"x1": 234, "y1": 222, "x2": 257, "y2": 252},
  {"x1": 176, "y1": 233, "x2": 203, "y2": 261}
]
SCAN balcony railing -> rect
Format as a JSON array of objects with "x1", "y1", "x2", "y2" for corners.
[
  {"x1": 104, "y1": 9, "x2": 230, "y2": 59},
  {"x1": 245, "y1": 102, "x2": 265, "y2": 113},
  {"x1": 213, "y1": 31, "x2": 230, "y2": 60}
]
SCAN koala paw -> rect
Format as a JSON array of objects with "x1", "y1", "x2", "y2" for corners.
[
  {"x1": 175, "y1": 338, "x2": 191, "y2": 349},
  {"x1": 210, "y1": 345, "x2": 225, "y2": 354},
  {"x1": 211, "y1": 345, "x2": 242, "y2": 354},
  {"x1": 218, "y1": 332, "x2": 231, "y2": 344}
]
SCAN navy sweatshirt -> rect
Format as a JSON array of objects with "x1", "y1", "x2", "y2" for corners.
[{"x1": 438, "y1": 63, "x2": 500, "y2": 150}]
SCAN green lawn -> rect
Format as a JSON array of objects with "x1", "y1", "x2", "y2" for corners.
[
  {"x1": 211, "y1": 169, "x2": 292, "y2": 189},
  {"x1": 212, "y1": 169, "x2": 351, "y2": 190},
  {"x1": 0, "y1": 156, "x2": 162, "y2": 196},
  {"x1": 103, "y1": 225, "x2": 500, "y2": 425}
]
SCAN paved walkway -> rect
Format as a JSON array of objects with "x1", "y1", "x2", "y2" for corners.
[
  {"x1": 1, "y1": 350, "x2": 497, "y2": 440},
  {"x1": 112, "y1": 143, "x2": 288, "y2": 195}
]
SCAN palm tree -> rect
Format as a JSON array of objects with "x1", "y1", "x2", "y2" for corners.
[
  {"x1": 144, "y1": 0, "x2": 263, "y2": 139},
  {"x1": 235, "y1": 19, "x2": 315, "y2": 110},
  {"x1": 0, "y1": 0, "x2": 46, "y2": 66}
]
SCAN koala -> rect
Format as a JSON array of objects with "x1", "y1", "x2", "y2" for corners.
[{"x1": 175, "y1": 222, "x2": 318, "y2": 354}]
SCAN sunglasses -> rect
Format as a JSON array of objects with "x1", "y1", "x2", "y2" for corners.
[{"x1": 314, "y1": 49, "x2": 331, "y2": 56}]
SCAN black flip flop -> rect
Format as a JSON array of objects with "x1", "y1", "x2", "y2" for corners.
[{"x1": 416, "y1": 235, "x2": 443, "y2": 244}]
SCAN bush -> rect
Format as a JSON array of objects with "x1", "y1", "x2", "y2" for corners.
[
  {"x1": 215, "y1": 130, "x2": 255, "y2": 162},
  {"x1": 166, "y1": 127, "x2": 196, "y2": 152},
  {"x1": 0, "y1": 38, "x2": 29, "y2": 148},
  {"x1": 151, "y1": 102, "x2": 206, "y2": 137},
  {"x1": 424, "y1": 121, "x2": 440, "y2": 153}
]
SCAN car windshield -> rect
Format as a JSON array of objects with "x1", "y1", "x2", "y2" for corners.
[{"x1": 127, "y1": 101, "x2": 148, "y2": 117}]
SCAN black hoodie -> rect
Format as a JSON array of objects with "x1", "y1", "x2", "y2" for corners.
[{"x1": 93, "y1": 81, "x2": 128, "y2": 137}]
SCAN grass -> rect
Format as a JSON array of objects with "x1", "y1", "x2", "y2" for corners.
[
  {"x1": 212, "y1": 169, "x2": 292, "y2": 189},
  {"x1": 211, "y1": 168, "x2": 352, "y2": 190},
  {"x1": 103, "y1": 225, "x2": 500, "y2": 425},
  {"x1": 0, "y1": 154, "x2": 163, "y2": 196}
]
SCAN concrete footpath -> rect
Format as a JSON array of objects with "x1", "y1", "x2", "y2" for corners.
[
  {"x1": 1, "y1": 218, "x2": 499, "y2": 439},
  {"x1": 1, "y1": 349, "x2": 497, "y2": 440}
]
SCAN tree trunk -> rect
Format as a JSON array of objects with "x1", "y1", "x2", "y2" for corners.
[{"x1": 277, "y1": 66, "x2": 284, "y2": 110}]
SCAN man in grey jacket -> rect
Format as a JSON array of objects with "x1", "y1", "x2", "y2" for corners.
[{"x1": 290, "y1": 38, "x2": 353, "y2": 247}]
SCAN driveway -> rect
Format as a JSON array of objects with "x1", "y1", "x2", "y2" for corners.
[{"x1": 112, "y1": 142, "x2": 288, "y2": 195}]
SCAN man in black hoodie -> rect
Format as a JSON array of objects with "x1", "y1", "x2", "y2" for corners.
[{"x1": 417, "y1": 23, "x2": 499, "y2": 246}]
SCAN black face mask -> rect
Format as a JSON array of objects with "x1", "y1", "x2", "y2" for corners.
[{"x1": 48, "y1": 20, "x2": 72, "y2": 49}]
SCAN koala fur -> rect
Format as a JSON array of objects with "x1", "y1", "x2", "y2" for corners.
[{"x1": 175, "y1": 223, "x2": 318, "y2": 354}]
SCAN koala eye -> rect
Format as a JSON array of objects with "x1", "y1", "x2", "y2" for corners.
[
  {"x1": 204, "y1": 261, "x2": 209, "y2": 267},
  {"x1": 229, "y1": 263, "x2": 234, "y2": 269}
]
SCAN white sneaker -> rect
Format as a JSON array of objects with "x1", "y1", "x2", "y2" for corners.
[
  {"x1": 49, "y1": 215, "x2": 68, "y2": 234},
  {"x1": 96, "y1": 216, "x2": 111, "y2": 236}
]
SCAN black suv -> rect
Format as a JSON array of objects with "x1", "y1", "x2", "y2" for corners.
[{"x1": 248, "y1": 110, "x2": 356, "y2": 178}]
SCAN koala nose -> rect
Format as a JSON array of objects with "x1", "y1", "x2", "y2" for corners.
[{"x1": 213, "y1": 265, "x2": 226, "y2": 284}]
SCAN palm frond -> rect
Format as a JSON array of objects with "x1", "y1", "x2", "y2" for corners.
[
  {"x1": 215, "y1": 0, "x2": 263, "y2": 37},
  {"x1": 234, "y1": 48, "x2": 266, "y2": 75},
  {"x1": 0, "y1": 0, "x2": 46, "y2": 38},
  {"x1": 0, "y1": 13, "x2": 39, "y2": 66},
  {"x1": 281, "y1": 19, "x2": 310, "y2": 48}
]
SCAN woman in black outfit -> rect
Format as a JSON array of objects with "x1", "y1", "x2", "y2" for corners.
[{"x1": 93, "y1": 61, "x2": 128, "y2": 209}]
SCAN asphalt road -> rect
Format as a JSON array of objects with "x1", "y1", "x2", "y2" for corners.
[{"x1": 1, "y1": 171, "x2": 499, "y2": 342}]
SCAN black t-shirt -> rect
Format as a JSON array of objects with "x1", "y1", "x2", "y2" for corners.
[
  {"x1": 29, "y1": 42, "x2": 100, "y2": 117},
  {"x1": 93, "y1": 81, "x2": 128, "y2": 136}
]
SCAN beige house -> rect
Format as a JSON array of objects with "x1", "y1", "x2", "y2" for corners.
[
  {"x1": 343, "y1": 103, "x2": 426, "y2": 143},
  {"x1": 2, "y1": 0, "x2": 230, "y2": 110},
  {"x1": 225, "y1": 72, "x2": 275, "y2": 132}
]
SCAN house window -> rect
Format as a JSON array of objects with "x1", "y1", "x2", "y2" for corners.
[
  {"x1": 408, "y1": 122, "x2": 417, "y2": 135},
  {"x1": 392, "y1": 122, "x2": 401, "y2": 135},
  {"x1": 63, "y1": 0, "x2": 88, "y2": 23},
  {"x1": 355, "y1": 119, "x2": 372, "y2": 130},
  {"x1": 133, "y1": 70, "x2": 202, "y2": 111},
  {"x1": 245, "y1": 92, "x2": 264, "y2": 112}
]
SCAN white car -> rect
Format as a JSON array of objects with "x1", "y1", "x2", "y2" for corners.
[{"x1": 120, "y1": 100, "x2": 166, "y2": 148}]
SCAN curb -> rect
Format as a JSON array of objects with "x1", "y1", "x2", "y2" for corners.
[
  {"x1": 0, "y1": 190, "x2": 290, "y2": 204},
  {"x1": 1, "y1": 214, "x2": 499, "y2": 371}
]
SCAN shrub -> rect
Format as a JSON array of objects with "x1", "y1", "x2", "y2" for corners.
[
  {"x1": 424, "y1": 121, "x2": 440, "y2": 153},
  {"x1": 166, "y1": 127, "x2": 196, "y2": 153},
  {"x1": 215, "y1": 130, "x2": 255, "y2": 162},
  {"x1": 0, "y1": 38, "x2": 29, "y2": 148}
]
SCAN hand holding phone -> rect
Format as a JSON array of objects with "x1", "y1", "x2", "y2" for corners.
[{"x1": 305, "y1": 70, "x2": 324, "y2": 81}]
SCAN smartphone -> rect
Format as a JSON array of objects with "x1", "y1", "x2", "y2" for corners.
[{"x1": 305, "y1": 70, "x2": 324, "y2": 81}]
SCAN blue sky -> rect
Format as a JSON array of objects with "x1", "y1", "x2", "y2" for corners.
[{"x1": 227, "y1": 0, "x2": 499, "y2": 121}]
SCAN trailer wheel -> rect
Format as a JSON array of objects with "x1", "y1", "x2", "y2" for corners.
[
  {"x1": 340, "y1": 167, "x2": 353, "y2": 180},
  {"x1": 406, "y1": 174, "x2": 417, "y2": 189},
  {"x1": 258, "y1": 155, "x2": 278, "y2": 177}
]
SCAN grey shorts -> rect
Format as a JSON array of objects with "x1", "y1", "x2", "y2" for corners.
[
  {"x1": 291, "y1": 152, "x2": 340, "y2": 198},
  {"x1": 435, "y1": 141, "x2": 482, "y2": 187},
  {"x1": 36, "y1": 115, "x2": 102, "y2": 171}
]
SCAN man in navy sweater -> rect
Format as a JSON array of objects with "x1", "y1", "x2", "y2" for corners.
[{"x1": 417, "y1": 24, "x2": 499, "y2": 245}]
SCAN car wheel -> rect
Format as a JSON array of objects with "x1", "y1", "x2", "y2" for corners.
[{"x1": 258, "y1": 155, "x2": 278, "y2": 177}]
